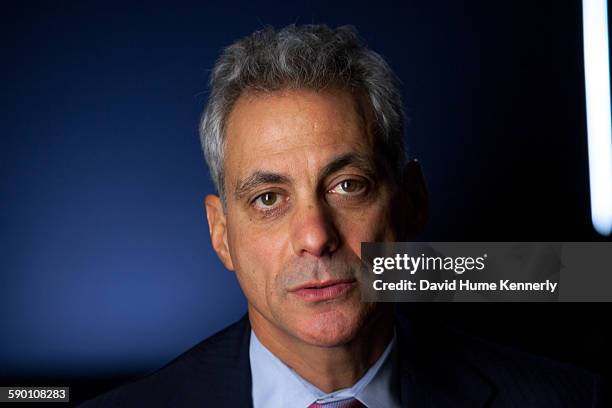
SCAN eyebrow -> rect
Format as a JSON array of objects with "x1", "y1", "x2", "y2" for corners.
[
  {"x1": 233, "y1": 152, "x2": 377, "y2": 201},
  {"x1": 234, "y1": 171, "x2": 292, "y2": 201},
  {"x1": 317, "y1": 152, "x2": 377, "y2": 182}
]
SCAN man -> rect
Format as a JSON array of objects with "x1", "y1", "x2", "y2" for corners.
[{"x1": 83, "y1": 24, "x2": 604, "y2": 407}]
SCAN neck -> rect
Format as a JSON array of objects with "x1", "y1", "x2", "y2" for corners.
[{"x1": 249, "y1": 305, "x2": 394, "y2": 393}]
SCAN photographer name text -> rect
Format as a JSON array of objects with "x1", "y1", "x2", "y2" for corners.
[{"x1": 373, "y1": 279, "x2": 558, "y2": 293}]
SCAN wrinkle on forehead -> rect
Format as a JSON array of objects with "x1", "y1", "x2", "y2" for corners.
[{"x1": 224, "y1": 88, "x2": 374, "y2": 188}]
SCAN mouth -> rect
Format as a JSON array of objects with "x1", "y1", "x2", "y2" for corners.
[{"x1": 289, "y1": 279, "x2": 357, "y2": 302}]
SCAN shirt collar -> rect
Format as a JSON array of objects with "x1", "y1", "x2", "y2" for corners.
[{"x1": 249, "y1": 329, "x2": 400, "y2": 408}]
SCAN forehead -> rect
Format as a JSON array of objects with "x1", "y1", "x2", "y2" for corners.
[{"x1": 224, "y1": 88, "x2": 374, "y2": 186}]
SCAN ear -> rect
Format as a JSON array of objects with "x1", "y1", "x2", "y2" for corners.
[
  {"x1": 394, "y1": 159, "x2": 429, "y2": 240},
  {"x1": 204, "y1": 194, "x2": 235, "y2": 271}
]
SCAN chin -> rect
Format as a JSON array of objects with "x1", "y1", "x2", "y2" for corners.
[{"x1": 291, "y1": 305, "x2": 368, "y2": 347}]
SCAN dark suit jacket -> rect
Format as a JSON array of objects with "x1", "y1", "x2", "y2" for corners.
[{"x1": 81, "y1": 314, "x2": 605, "y2": 407}]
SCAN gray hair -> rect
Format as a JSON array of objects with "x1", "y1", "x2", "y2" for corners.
[{"x1": 199, "y1": 24, "x2": 407, "y2": 203}]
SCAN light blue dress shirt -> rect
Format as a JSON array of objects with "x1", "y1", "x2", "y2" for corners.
[{"x1": 249, "y1": 330, "x2": 400, "y2": 408}]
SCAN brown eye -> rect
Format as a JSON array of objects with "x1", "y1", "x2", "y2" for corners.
[
  {"x1": 330, "y1": 179, "x2": 366, "y2": 195},
  {"x1": 255, "y1": 192, "x2": 278, "y2": 208},
  {"x1": 340, "y1": 180, "x2": 359, "y2": 193}
]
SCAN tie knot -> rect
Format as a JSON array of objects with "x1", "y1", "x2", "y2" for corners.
[{"x1": 308, "y1": 398, "x2": 365, "y2": 408}]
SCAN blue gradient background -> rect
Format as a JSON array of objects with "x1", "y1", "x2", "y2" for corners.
[{"x1": 2, "y1": 0, "x2": 608, "y2": 384}]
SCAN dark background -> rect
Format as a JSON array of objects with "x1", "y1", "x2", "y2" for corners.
[{"x1": 1, "y1": 0, "x2": 610, "y2": 405}]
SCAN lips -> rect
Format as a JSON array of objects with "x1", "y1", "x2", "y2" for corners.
[{"x1": 289, "y1": 279, "x2": 356, "y2": 302}]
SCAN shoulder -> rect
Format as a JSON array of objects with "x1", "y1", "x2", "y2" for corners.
[
  {"x1": 79, "y1": 315, "x2": 252, "y2": 407},
  {"x1": 458, "y1": 332, "x2": 603, "y2": 405},
  {"x1": 397, "y1": 316, "x2": 606, "y2": 407}
]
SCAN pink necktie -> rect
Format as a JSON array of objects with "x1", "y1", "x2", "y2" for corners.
[{"x1": 308, "y1": 398, "x2": 366, "y2": 408}]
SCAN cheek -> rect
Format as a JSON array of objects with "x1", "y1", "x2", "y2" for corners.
[
  {"x1": 338, "y1": 206, "x2": 395, "y2": 256},
  {"x1": 227, "y1": 220, "x2": 289, "y2": 306}
]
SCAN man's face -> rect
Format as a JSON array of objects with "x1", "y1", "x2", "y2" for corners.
[{"x1": 216, "y1": 88, "x2": 397, "y2": 347}]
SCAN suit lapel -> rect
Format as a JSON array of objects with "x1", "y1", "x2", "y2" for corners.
[
  {"x1": 215, "y1": 313, "x2": 253, "y2": 408},
  {"x1": 172, "y1": 314, "x2": 253, "y2": 408},
  {"x1": 396, "y1": 316, "x2": 494, "y2": 408},
  {"x1": 223, "y1": 314, "x2": 253, "y2": 408}
]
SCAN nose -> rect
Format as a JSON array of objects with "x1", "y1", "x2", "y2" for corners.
[{"x1": 290, "y1": 201, "x2": 340, "y2": 258}]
